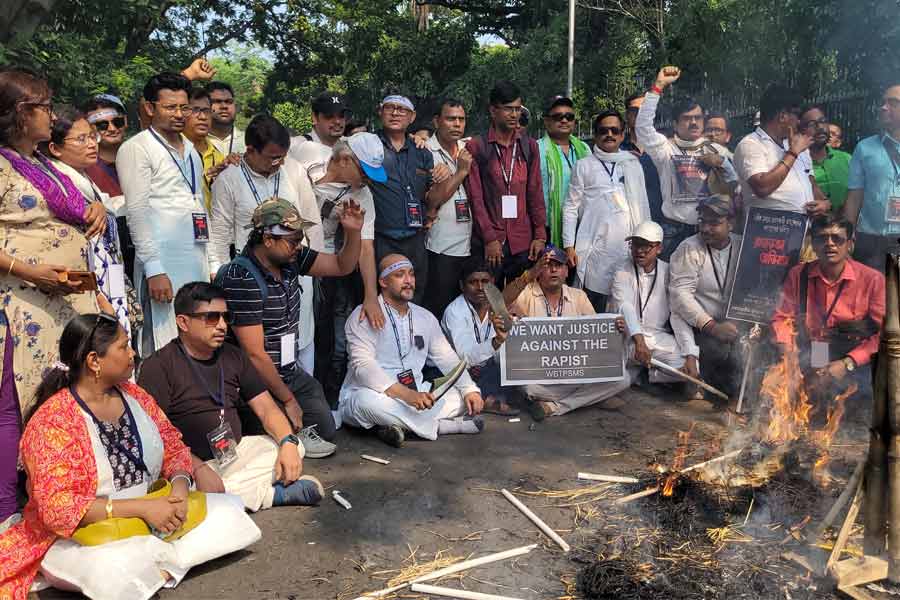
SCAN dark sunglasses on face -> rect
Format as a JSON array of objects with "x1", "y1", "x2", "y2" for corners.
[
  {"x1": 550, "y1": 112, "x2": 576, "y2": 122},
  {"x1": 94, "y1": 117, "x2": 126, "y2": 132},
  {"x1": 189, "y1": 311, "x2": 234, "y2": 326},
  {"x1": 596, "y1": 126, "x2": 622, "y2": 136},
  {"x1": 813, "y1": 233, "x2": 848, "y2": 245}
]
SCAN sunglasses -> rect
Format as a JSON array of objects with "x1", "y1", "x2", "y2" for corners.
[
  {"x1": 83, "y1": 312, "x2": 120, "y2": 352},
  {"x1": 550, "y1": 112, "x2": 576, "y2": 122},
  {"x1": 94, "y1": 117, "x2": 126, "y2": 132},
  {"x1": 596, "y1": 126, "x2": 622, "y2": 136},
  {"x1": 188, "y1": 311, "x2": 234, "y2": 326},
  {"x1": 812, "y1": 233, "x2": 849, "y2": 245}
]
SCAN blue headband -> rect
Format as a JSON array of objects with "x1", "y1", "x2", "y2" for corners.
[
  {"x1": 381, "y1": 95, "x2": 415, "y2": 112},
  {"x1": 380, "y1": 259, "x2": 413, "y2": 279}
]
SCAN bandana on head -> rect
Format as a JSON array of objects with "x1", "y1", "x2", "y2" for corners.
[
  {"x1": 87, "y1": 109, "x2": 121, "y2": 124},
  {"x1": 381, "y1": 95, "x2": 415, "y2": 112},
  {"x1": 379, "y1": 259, "x2": 413, "y2": 280}
]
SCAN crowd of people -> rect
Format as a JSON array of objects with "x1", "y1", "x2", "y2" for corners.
[{"x1": 0, "y1": 58, "x2": 898, "y2": 598}]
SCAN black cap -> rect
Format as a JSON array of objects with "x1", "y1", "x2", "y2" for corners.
[
  {"x1": 311, "y1": 91, "x2": 348, "y2": 116},
  {"x1": 544, "y1": 94, "x2": 574, "y2": 114}
]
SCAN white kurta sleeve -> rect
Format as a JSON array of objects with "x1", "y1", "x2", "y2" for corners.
[
  {"x1": 611, "y1": 267, "x2": 643, "y2": 338},
  {"x1": 345, "y1": 306, "x2": 397, "y2": 393},
  {"x1": 209, "y1": 173, "x2": 237, "y2": 274},
  {"x1": 441, "y1": 304, "x2": 495, "y2": 366},
  {"x1": 635, "y1": 92, "x2": 672, "y2": 169},
  {"x1": 562, "y1": 162, "x2": 586, "y2": 248},
  {"x1": 427, "y1": 312, "x2": 479, "y2": 397},
  {"x1": 118, "y1": 141, "x2": 163, "y2": 277},
  {"x1": 668, "y1": 242, "x2": 714, "y2": 329}
]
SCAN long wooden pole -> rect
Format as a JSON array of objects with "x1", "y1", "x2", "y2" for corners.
[
  {"x1": 866, "y1": 324, "x2": 889, "y2": 555},
  {"x1": 411, "y1": 583, "x2": 525, "y2": 600},
  {"x1": 650, "y1": 358, "x2": 729, "y2": 401},
  {"x1": 884, "y1": 254, "x2": 900, "y2": 581},
  {"x1": 811, "y1": 458, "x2": 866, "y2": 543},
  {"x1": 501, "y1": 489, "x2": 570, "y2": 552}
]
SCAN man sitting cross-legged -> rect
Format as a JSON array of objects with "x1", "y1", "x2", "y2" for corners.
[
  {"x1": 139, "y1": 282, "x2": 324, "y2": 511},
  {"x1": 339, "y1": 254, "x2": 485, "y2": 447}
]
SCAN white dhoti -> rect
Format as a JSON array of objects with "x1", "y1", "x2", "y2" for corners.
[
  {"x1": 626, "y1": 331, "x2": 688, "y2": 383},
  {"x1": 338, "y1": 386, "x2": 467, "y2": 440},
  {"x1": 206, "y1": 435, "x2": 304, "y2": 512},
  {"x1": 523, "y1": 370, "x2": 631, "y2": 416}
]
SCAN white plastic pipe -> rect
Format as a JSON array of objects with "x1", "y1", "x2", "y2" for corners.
[
  {"x1": 411, "y1": 583, "x2": 525, "y2": 600},
  {"x1": 501, "y1": 489, "x2": 570, "y2": 552},
  {"x1": 578, "y1": 472, "x2": 639, "y2": 483}
]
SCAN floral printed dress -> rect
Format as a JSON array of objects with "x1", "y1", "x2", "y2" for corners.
[{"x1": 0, "y1": 154, "x2": 98, "y2": 417}]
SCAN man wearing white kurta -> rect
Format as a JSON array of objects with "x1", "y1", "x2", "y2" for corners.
[
  {"x1": 340, "y1": 254, "x2": 485, "y2": 447},
  {"x1": 118, "y1": 72, "x2": 209, "y2": 356},
  {"x1": 609, "y1": 222, "x2": 699, "y2": 385},
  {"x1": 563, "y1": 110, "x2": 650, "y2": 313}
]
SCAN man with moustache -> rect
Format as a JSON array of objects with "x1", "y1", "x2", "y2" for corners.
[
  {"x1": 801, "y1": 105, "x2": 852, "y2": 213},
  {"x1": 563, "y1": 111, "x2": 650, "y2": 312},
  {"x1": 636, "y1": 66, "x2": 739, "y2": 259},
  {"x1": 206, "y1": 81, "x2": 246, "y2": 155},
  {"x1": 339, "y1": 254, "x2": 485, "y2": 448},
  {"x1": 139, "y1": 282, "x2": 325, "y2": 511},
  {"x1": 117, "y1": 72, "x2": 209, "y2": 356},
  {"x1": 182, "y1": 87, "x2": 234, "y2": 211}
]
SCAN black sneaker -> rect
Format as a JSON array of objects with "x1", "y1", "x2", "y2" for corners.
[{"x1": 376, "y1": 424, "x2": 405, "y2": 448}]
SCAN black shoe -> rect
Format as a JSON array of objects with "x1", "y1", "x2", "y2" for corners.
[{"x1": 376, "y1": 424, "x2": 405, "y2": 448}]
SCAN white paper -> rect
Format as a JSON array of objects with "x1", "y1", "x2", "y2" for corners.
[
  {"x1": 811, "y1": 340, "x2": 830, "y2": 369},
  {"x1": 501, "y1": 194, "x2": 518, "y2": 219},
  {"x1": 106, "y1": 264, "x2": 126, "y2": 299},
  {"x1": 280, "y1": 332, "x2": 296, "y2": 367}
]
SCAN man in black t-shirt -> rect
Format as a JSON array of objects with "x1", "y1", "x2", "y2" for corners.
[{"x1": 140, "y1": 282, "x2": 324, "y2": 511}]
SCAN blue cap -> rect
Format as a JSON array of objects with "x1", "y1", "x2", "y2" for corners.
[{"x1": 347, "y1": 132, "x2": 388, "y2": 183}]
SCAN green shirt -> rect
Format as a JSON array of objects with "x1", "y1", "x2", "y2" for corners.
[{"x1": 812, "y1": 146, "x2": 852, "y2": 211}]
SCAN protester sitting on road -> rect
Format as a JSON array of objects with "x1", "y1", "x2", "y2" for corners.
[
  {"x1": 609, "y1": 221, "x2": 699, "y2": 390},
  {"x1": 502, "y1": 246, "x2": 631, "y2": 420},
  {"x1": 339, "y1": 254, "x2": 485, "y2": 448},
  {"x1": 139, "y1": 282, "x2": 324, "y2": 511},
  {"x1": 218, "y1": 197, "x2": 365, "y2": 457},
  {"x1": 0, "y1": 313, "x2": 259, "y2": 598},
  {"x1": 668, "y1": 195, "x2": 744, "y2": 409},
  {"x1": 441, "y1": 258, "x2": 515, "y2": 415}
]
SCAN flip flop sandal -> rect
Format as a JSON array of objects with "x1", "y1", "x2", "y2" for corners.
[{"x1": 483, "y1": 398, "x2": 521, "y2": 416}]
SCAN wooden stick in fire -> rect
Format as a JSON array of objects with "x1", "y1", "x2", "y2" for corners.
[
  {"x1": 883, "y1": 254, "x2": 900, "y2": 581},
  {"x1": 615, "y1": 449, "x2": 745, "y2": 504},
  {"x1": 735, "y1": 323, "x2": 762, "y2": 415},
  {"x1": 649, "y1": 358, "x2": 729, "y2": 401},
  {"x1": 501, "y1": 489, "x2": 570, "y2": 552}
]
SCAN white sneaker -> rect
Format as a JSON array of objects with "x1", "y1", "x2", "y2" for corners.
[
  {"x1": 0, "y1": 512, "x2": 21, "y2": 534},
  {"x1": 300, "y1": 425, "x2": 336, "y2": 458}
]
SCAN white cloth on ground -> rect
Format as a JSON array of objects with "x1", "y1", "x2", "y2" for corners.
[{"x1": 523, "y1": 374, "x2": 630, "y2": 416}]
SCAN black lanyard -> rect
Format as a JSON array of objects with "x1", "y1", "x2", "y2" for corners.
[
  {"x1": 71, "y1": 386, "x2": 150, "y2": 476},
  {"x1": 240, "y1": 160, "x2": 280, "y2": 205},
  {"x1": 385, "y1": 301, "x2": 414, "y2": 368},
  {"x1": 543, "y1": 294, "x2": 564, "y2": 317},
  {"x1": 706, "y1": 243, "x2": 732, "y2": 298},
  {"x1": 494, "y1": 141, "x2": 518, "y2": 193},
  {"x1": 176, "y1": 342, "x2": 226, "y2": 407},
  {"x1": 466, "y1": 301, "x2": 492, "y2": 344},
  {"x1": 228, "y1": 126, "x2": 235, "y2": 155},
  {"x1": 816, "y1": 278, "x2": 848, "y2": 328},
  {"x1": 437, "y1": 147, "x2": 465, "y2": 200},
  {"x1": 633, "y1": 261, "x2": 659, "y2": 321},
  {"x1": 560, "y1": 145, "x2": 573, "y2": 170},
  {"x1": 149, "y1": 128, "x2": 196, "y2": 195},
  {"x1": 598, "y1": 159, "x2": 616, "y2": 183},
  {"x1": 882, "y1": 136, "x2": 900, "y2": 185}
]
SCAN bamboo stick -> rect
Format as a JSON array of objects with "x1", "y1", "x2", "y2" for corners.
[
  {"x1": 360, "y1": 454, "x2": 391, "y2": 465},
  {"x1": 827, "y1": 474, "x2": 865, "y2": 576},
  {"x1": 650, "y1": 358, "x2": 729, "y2": 401},
  {"x1": 735, "y1": 324, "x2": 761, "y2": 415},
  {"x1": 884, "y1": 254, "x2": 900, "y2": 580},
  {"x1": 810, "y1": 458, "x2": 866, "y2": 543},
  {"x1": 614, "y1": 486, "x2": 660, "y2": 505},
  {"x1": 613, "y1": 449, "x2": 744, "y2": 505},
  {"x1": 866, "y1": 339, "x2": 889, "y2": 555},
  {"x1": 577, "y1": 472, "x2": 639, "y2": 483},
  {"x1": 501, "y1": 489, "x2": 570, "y2": 552},
  {"x1": 410, "y1": 583, "x2": 525, "y2": 600}
]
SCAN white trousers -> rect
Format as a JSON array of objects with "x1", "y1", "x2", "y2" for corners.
[
  {"x1": 626, "y1": 331, "x2": 689, "y2": 383},
  {"x1": 206, "y1": 435, "x2": 304, "y2": 512},
  {"x1": 298, "y1": 342, "x2": 315, "y2": 376},
  {"x1": 523, "y1": 370, "x2": 631, "y2": 416},
  {"x1": 339, "y1": 387, "x2": 467, "y2": 440}
]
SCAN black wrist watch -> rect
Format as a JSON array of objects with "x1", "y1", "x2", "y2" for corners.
[{"x1": 279, "y1": 434, "x2": 300, "y2": 447}]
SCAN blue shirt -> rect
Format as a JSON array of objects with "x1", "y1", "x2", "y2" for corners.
[
  {"x1": 537, "y1": 136, "x2": 576, "y2": 215},
  {"x1": 849, "y1": 134, "x2": 900, "y2": 236},
  {"x1": 369, "y1": 131, "x2": 434, "y2": 240}
]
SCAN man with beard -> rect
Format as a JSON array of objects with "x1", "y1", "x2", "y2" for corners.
[
  {"x1": 206, "y1": 81, "x2": 246, "y2": 155},
  {"x1": 636, "y1": 66, "x2": 738, "y2": 259},
  {"x1": 563, "y1": 111, "x2": 650, "y2": 312},
  {"x1": 117, "y1": 72, "x2": 209, "y2": 356},
  {"x1": 339, "y1": 254, "x2": 485, "y2": 448},
  {"x1": 669, "y1": 196, "x2": 743, "y2": 409},
  {"x1": 802, "y1": 105, "x2": 852, "y2": 213},
  {"x1": 502, "y1": 246, "x2": 631, "y2": 421},
  {"x1": 423, "y1": 98, "x2": 475, "y2": 317}
]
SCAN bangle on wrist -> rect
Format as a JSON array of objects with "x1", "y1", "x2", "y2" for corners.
[
  {"x1": 105, "y1": 497, "x2": 113, "y2": 519},
  {"x1": 170, "y1": 473, "x2": 193, "y2": 489},
  {"x1": 5, "y1": 258, "x2": 15, "y2": 278},
  {"x1": 651, "y1": 85, "x2": 663, "y2": 95}
]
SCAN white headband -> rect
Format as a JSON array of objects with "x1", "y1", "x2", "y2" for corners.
[
  {"x1": 87, "y1": 109, "x2": 121, "y2": 124},
  {"x1": 381, "y1": 95, "x2": 415, "y2": 112},
  {"x1": 380, "y1": 259, "x2": 413, "y2": 279}
]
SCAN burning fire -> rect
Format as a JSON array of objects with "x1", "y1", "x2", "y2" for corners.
[
  {"x1": 761, "y1": 327, "x2": 812, "y2": 444},
  {"x1": 812, "y1": 382, "x2": 858, "y2": 481},
  {"x1": 662, "y1": 425, "x2": 694, "y2": 497}
]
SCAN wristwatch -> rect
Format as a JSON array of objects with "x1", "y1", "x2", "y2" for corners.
[
  {"x1": 843, "y1": 357, "x2": 856, "y2": 372},
  {"x1": 279, "y1": 433, "x2": 300, "y2": 447}
]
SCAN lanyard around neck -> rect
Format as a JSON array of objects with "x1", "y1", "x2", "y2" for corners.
[
  {"x1": 633, "y1": 261, "x2": 659, "y2": 321},
  {"x1": 384, "y1": 299, "x2": 414, "y2": 368},
  {"x1": 706, "y1": 243, "x2": 732, "y2": 297},
  {"x1": 466, "y1": 301, "x2": 492, "y2": 344},
  {"x1": 149, "y1": 128, "x2": 196, "y2": 195},
  {"x1": 816, "y1": 277, "x2": 849, "y2": 328},
  {"x1": 240, "y1": 160, "x2": 280, "y2": 205},
  {"x1": 597, "y1": 158, "x2": 617, "y2": 183},
  {"x1": 494, "y1": 141, "x2": 518, "y2": 193},
  {"x1": 71, "y1": 386, "x2": 150, "y2": 476},
  {"x1": 543, "y1": 293, "x2": 564, "y2": 317}
]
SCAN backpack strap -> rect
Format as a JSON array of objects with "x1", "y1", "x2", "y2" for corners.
[
  {"x1": 472, "y1": 133, "x2": 532, "y2": 172},
  {"x1": 214, "y1": 255, "x2": 269, "y2": 303}
]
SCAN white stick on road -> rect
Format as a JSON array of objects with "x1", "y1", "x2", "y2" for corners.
[
  {"x1": 578, "y1": 472, "x2": 639, "y2": 483},
  {"x1": 501, "y1": 489, "x2": 570, "y2": 552},
  {"x1": 650, "y1": 358, "x2": 729, "y2": 401},
  {"x1": 411, "y1": 583, "x2": 526, "y2": 600}
]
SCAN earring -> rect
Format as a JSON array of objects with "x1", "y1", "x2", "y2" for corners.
[{"x1": 94, "y1": 368, "x2": 101, "y2": 383}]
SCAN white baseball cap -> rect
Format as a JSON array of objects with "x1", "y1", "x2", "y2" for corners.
[
  {"x1": 626, "y1": 221, "x2": 664, "y2": 243},
  {"x1": 347, "y1": 132, "x2": 387, "y2": 183}
]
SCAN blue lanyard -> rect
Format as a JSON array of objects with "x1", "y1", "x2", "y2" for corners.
[
  {"x1": 466, "y1": 301, "x2": 492, "y2": 344},
  {"x1": 240, "y1": 160, "x2": 280, "y2": 205},
  {"x1": 149, "y1": 128, "x2": 196, "y2": 195},
  {"x1": 71, "y1": 386, "x2": 150, "y2": 476},
  {"x1": 385, "y1": 301, "x2": 414, "y2": 369}
]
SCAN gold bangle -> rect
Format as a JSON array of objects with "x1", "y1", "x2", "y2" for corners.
[
  {"x1": 105, "y1": 497, "x2": 113, "y2": 519},
  {"x1": 5, "y1": 258, "x2": 14, "y2": 278}
]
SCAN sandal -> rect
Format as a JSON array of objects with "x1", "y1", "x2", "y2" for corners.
[
  {"x1": 528, "y1": 400, "x2": 554, "y2": 422},
  {"x1": 483, "y1": 395, "x2": 520, "y2": 416}
]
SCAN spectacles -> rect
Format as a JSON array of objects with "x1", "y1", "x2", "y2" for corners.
[
  {"x1": 630, "y1": 240, "x2": 660, "y2": 251},
  {"x1": 188, "y1": 311, "x2": 234, "y2": 326},
  {"x1": 153, "y1": 102, "x2": 191, "y2": 114},
  {"x1": 496, "y1": 104, "x2": 523, "y2": 115},
  {"x1": 383, "y1": 104, "x2": 411, "y2": 116},
  {"x1": 802, "y1": 117, "x2": 828, "y2": 129},
  {"x1": 20, "y1": 101, "x2": 53, "y2": 116},
  {"x1": 64, "y1": 132, "x2": 102, "y2": 146},
  {"x1": 596, "y1": 126, "x2": 622, "y2": 136},
  {"x1": 94, "y1": 117, "x2": 126, "y2": 132},
  {"x1": 189, "y1": 106, "x2": 212, "y2": 117},
  {"x1": 549, "y1": 112, "x2": 576, "y2": 122},
  {"x1": 271, "y1": 234, "x2": 303, "y2": 249},
  {"x1": 884, "y1": 98, "x2": 900, "y2": 108},
  {"x1": 812, "y1": 233, "x2": 849, "y2": 245}
]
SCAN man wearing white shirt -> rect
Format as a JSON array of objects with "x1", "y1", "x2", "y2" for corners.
[
  {"x1": 340, "y1": 254, "x2": 485, "y2": 448},
  {"x1": 635, "y1": 66, "x2": 739, "y2": 259},
  {"x1": 563, "y1": 110, "x2": 650, "y2": 312},
  {"x1": 609, "y1": 221, "x2": 699, "y2": 388},
  {"x1": 734, "y1": 84, "x2": 830, "y2": 216},
  {"x1": 207, "y1": 81, "x2": 246, "y2": 156},
  {"x1": 117, "y1": 72, "x2": 209, "y2": 356}
]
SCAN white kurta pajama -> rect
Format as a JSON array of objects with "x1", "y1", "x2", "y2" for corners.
[{"x1": 339, "y1": 297, "x2": 479, "y2": 440}]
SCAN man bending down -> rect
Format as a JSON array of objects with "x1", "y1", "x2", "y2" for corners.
[{"x1": 339, "y1": 254, "x2": 485, "y2": 447}]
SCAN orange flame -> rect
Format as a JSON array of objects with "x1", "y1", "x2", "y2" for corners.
[
  {"x1": 662, "y1": 425, "x2": 694, "y2": 497},
  {"x1": 761, "y1": 321, "x2": 813, "y2": 444},
  {"x1": 812, "y1": 382, "x2": 858, "y2": 481}
]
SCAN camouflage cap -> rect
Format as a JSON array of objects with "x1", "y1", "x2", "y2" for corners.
[{"x1": 248, "y1": 197, "x2": 302, "y2": 233}]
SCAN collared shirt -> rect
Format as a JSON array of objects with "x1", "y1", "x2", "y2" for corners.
[
  {"x1": 369, "y1": 131, "x2": 434, "y2": 240},
  {"x1": 668, "y1": 233, "x2": 741, "y2": 328},
  {"x1": 208, "y1": 126, "x2": 246, "y2": 156},
  {"x1": 221, "y1": 246, "x2": 318, "y2": 377},
  {"x1": 511, "y1": 281, "x2": 596, "y2": 318},
  {"x1": 812, "y1": 146, "x2": 852, "y2": 211},
  {"x1": 610, "y1": 258, "x2": 699, "y2": 357},
  {"x1": 848, "y1": 134, "x2": 900, "y2": 236},
  {"x1": 464, "y1": 128, "x2": 546, "y2": 256},
  {"x1": 116, "y1": 128, "x2": 205, "y2": 278},
  {"x1": 734, "y1": 126, "x2": 815, "y2": 213},
  {"x1": 441, "y1": 294, "x2": 496, "y2": 366},
  {"x1": 85, "y1": 157, "x2": 122, "y2": 197},
  {"x1": 772, "y1": 259, "x2": 885, "y2": 366},
  {"x1": 343, "y1": 296, "x2": 479, "y2": 396},
  {"x1": 425, "y1": 135, "x2": 471, "y2": 256},
  {"x1": 192, "y1": 137, "x2": 225, "y2": 211}
]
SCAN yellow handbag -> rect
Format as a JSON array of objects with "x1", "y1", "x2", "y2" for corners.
[{"x1": 72, "y1": 480, "x2": 207, "y2": 546}]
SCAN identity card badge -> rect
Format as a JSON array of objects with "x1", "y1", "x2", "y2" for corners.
[
  {"x1": 810, "y1": 340, "x2": 830, "y2": 369},
  {"x1": 192, "y1": 212, "x2": 210, "y2": 242},
  {"x1": 454, "y1": 197, "x2": 471, "y2": 223},
  {"x1": 107, "y1": 263, "x2": 127, "y2": 299},
  {"x1": 406, "y1": 202, "x2": 423, "y2": 228},
  {"x1": 280, "y1": 332, "x2": 297, "y2": 367},
  {"x1": 885, "y1": 197, "x2": 900, "y2": 223},
  {"x1": 501, "y1": 195, "x2": 518, "y2": 219},
  {"x1": 207, "y1": 419, "x2": 238, "y2": 468},
  {"x1": 397, "y1": 369, "x2": 417, "y2": 391}
]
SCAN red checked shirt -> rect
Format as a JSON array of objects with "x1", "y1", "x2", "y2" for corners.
[
  {"x1": 464, "y1": 127, "x2": 546, "y2": 256},
  {"x1": 772, "y1": 258, "x2": 885, "y2": 366}
]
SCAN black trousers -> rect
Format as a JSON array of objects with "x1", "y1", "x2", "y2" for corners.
[
  {"x1": 424, "y1": 251, "x2": 468, "y2": 319},
  {"x1": 238, "y1": 365, "x2": 335, "y2": 441},
  {"x1": 471, "y1": 238, "x2": 532, "y2": 289},
  {"x1": 375, "y1": 231, "x2": 429, "y2": 306},
  {"x1": 694, "y1": 327, "x2": 744, "y2": 403},
  {"x1": 584, "y1": 290, "x2": 608, "y2": 313},
  {"x1": 313, "y1": 273, "x2": 363, "y2": 408}
]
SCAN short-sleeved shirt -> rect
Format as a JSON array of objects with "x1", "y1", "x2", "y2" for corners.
[
  {"x1": 138, "y1": 340, "x2": 268, "y2": 460},
  {"x1": 220, "y1": 246, "x2": 318, "y2": 377},
  {"x1": 425, "y1": 135, "x2": 471, "y2": 256},
  {"x1": 734, "y1": 127, "x2": 814, "y2": 213},
  {"x1": 369, "y1": 131, "x2": 434, "y2": 240},
  {"x1": 848, "y1": 134, "x2": 900, "y2": 237},
  {"x1": 812, "y1": 147, "x2": 852, "y2": 212}
]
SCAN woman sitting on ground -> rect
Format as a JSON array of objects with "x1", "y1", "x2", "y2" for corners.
[{"x1": 0, "y1": 313, "x2": 260, "y2": 599}]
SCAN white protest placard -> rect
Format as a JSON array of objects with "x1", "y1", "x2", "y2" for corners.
[{"x1": 499, "y1": 314, "x2": 625, "y2": 386}]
